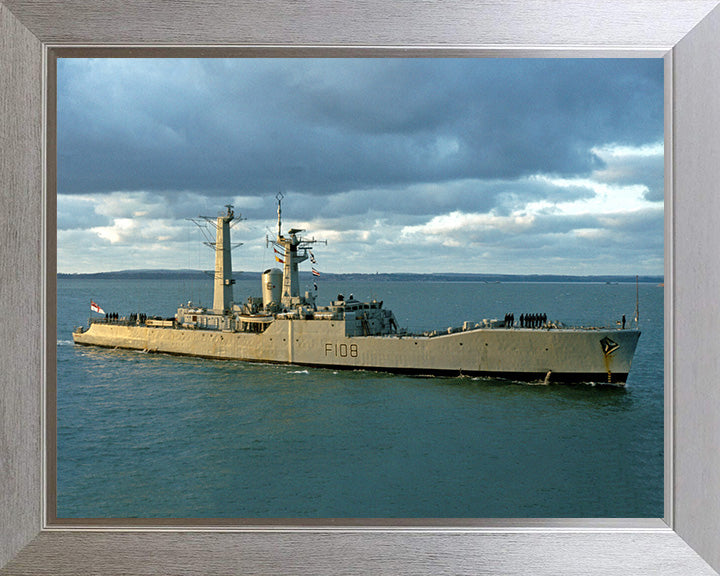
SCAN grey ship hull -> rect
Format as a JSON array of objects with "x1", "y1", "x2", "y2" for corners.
[{"x1": 73, "y1": 320, "x2": 640, "y2": 384}]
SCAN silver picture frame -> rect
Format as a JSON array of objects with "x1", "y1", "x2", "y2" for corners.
[{"x1": 2, "y1": 1, "x2": 720, "y2": 574}]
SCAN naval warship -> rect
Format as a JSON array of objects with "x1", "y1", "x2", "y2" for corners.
[{"x1": 73, "y1": 199, "x2": 641, "y2": 384}]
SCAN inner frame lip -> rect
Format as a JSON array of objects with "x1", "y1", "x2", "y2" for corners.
[{"x1": 43, "y1": 44, "x2": 672, "y2": 530}]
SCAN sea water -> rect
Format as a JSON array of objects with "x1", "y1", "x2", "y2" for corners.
[{"x1": 56, "y1": 277, "x2": 663, "y2": 518}]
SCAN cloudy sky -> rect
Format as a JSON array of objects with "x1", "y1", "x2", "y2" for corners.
[{"x1": 57, "y1": 58, "x2": 664, "y2": 275}]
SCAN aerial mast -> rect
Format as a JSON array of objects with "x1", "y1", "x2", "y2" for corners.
[{"x1": 634, "y1": 274, "x2": 640, "y2": 327}]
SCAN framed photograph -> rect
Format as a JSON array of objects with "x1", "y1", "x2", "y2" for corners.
[
  {"x1": 2, "y1": 1, "x2": 720, "y2": 574},
  {"x1": 51, "y1": 55, "x2": 665, "y2": 524}
]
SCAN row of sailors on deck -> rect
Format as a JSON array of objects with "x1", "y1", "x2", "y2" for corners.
[
  {"x1": 103, "y1": 312, "x2": 148, "y2": 323},
  {"x1": 504, "y1": 312, "x2": 548, "y2": 328}
]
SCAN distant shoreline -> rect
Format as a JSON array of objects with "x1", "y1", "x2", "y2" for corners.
[{"x1": 57, "y1": 269, "x2": 664, "y2": 284}]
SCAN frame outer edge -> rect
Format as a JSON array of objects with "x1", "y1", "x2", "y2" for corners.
[
  {"x1": 671, "y1": 3, "x2": 720, "y2": 571},
  {"x1": 1, "y1": 0, "x2": 719, "y2": 47},
  {"x1": 0, "y1": 2, "x2": 44, "y2": 569},
  {"x1": 2, "y1": 0, "x2": 720, "y2": 574}
]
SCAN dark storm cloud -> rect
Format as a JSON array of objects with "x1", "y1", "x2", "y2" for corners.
[
  {"x1": 266, "y1": 176, "x2": 597, "y2": 227},
  {"x1": 56, "y1": 58, "x2": 664, "y2": 275},
  {"x1": 57, "y1": 58, "x2": 663, "y2": 198}
]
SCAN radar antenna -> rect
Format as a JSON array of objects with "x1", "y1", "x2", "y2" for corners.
[
  {"x1": 276, "y1": 191, "x2": 284, "y2": 238},
  {"x1": 188, "y1": 204, "x2": 245, "y2": 252}
]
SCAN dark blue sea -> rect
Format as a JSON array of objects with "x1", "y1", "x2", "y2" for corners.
[{"x1": 56, "y1": 277, "x2": 663, "y2": 518}]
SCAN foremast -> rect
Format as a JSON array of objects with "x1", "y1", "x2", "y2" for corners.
[
  {"x1": 213, "y1": 206, "x2": 236, "y2": 312},
  {"x1": 191, "y1": 205, "x2": 243, "y2": 314}
]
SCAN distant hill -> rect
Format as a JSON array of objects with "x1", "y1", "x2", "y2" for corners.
[
  {"x1": 59, "y1": 269, "x2": 211, "y2": 280},
  {"x1": 58, "y1": 269, "x2": 664, "y2": 284}
]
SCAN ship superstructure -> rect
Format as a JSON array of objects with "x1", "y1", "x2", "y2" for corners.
[{"x1": 73, "y1": 199, "x2": 641, "y2": 384}]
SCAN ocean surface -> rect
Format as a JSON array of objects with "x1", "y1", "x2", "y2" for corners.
[{"x1": 56, "y1": 277, "x2": 664, "y2": 518}]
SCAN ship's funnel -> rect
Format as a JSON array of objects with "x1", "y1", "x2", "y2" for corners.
[{"x1": 262, "y1": 268, "x2": 283, "y2": 309}]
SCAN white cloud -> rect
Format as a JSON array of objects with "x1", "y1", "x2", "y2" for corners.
[
  {"x1": 57, "y1": 170, "x2": 664, "y2": 275},
  {"x1": 400, "y1": 211, "x2": 535, "y2": 243},
  {"x1": 591, "y1": 142, "x2": 664, "y2": 158},
  {"x1": 527, "y1": 175, "x2": 652, "y2": 216},
  {"x1": 91, "y1": 218, "x2": 136, "y2": 244}
]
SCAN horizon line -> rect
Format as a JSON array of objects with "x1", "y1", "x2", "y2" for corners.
[{"x1": 57, "y1": 268, "x2": 665, "y2": 279}]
